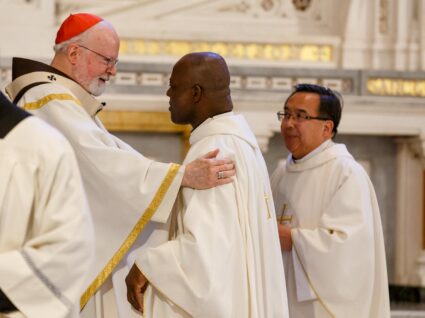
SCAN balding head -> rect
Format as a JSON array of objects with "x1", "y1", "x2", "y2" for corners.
[
  {"x1": 167, "y1": 52, "x2": 233, "y2": 128},
  {"x1": 175, "y1": 52, "x2": 230, "y2": 94}
]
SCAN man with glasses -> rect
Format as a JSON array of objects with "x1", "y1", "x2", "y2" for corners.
[
  {"x1": 6, "y1": 13, "x2": 235, "y2": 318},
  {"x1": 271, "y1": 84, "x2": 390, "y2": 317}
]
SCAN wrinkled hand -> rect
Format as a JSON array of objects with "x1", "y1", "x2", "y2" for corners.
[
  {"x1": 125, "y1": 264, "x2": 148, "y2": 313},
  {"x1": 182, "y1": 149, "x2": 236, "y2": 189},
  {"x1": 278, "y1": 224, "x2": 292, "y2": 251}
]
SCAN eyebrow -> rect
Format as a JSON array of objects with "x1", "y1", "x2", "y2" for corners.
[{"x1": 284, "y1": 106, "x2": 308, "y2": 114}]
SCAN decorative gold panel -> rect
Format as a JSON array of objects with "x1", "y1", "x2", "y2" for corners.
[
  {"x1": 98, "y1": 111, "x2": 191, "y2": 156},
  {"x1": 367, "y1": 78, "x2": 425, "y2": 97},
  {"x1": 120, "y1": 39, "x2": 333, "y2": 63}
]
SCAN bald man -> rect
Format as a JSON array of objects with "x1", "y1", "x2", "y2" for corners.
[
  {"x1": 6, "y1": 13, "x2": 235, "y2": 318},
  {"x1": 126, "y1": 52, "x2": 289, "y2": 318}
]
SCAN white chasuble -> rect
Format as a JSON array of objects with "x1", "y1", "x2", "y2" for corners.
[
  {"x1": 137, "y1": 113, "x2": 289, "y2": 318},
  {"x1": 271, "y1": 142, "x2": 391, "y2": 318},
  {"x1": 0, "y1": 117, "x2": 93, "y2": 318}
]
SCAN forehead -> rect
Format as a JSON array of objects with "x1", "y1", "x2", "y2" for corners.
[
  {"x1": 90, "y1": 25, "x2": 119, "y2": 55},
  {"x1": 285, "y1": 92, "x2": 320, "y2": 112},
  {"x1": 170, "y1": 60, "x2": 191, "y2": 82}
]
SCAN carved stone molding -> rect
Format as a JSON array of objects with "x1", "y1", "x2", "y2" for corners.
[
  {"x1": 120, "y1": 39, "x2": 334, "y2": 64},
  {"x1": 379, "y1": 0, "x2": 389, "y2": 34},
  {"x1": 293, "y1": 0, "x2": 312, "y2": 11}
]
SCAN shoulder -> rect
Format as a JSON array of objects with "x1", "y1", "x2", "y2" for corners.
[
  {"x1": 327, "y1": 150, "x2": 371, "y2": 191},
  {"x1": 16, "y1": 117, "x2": 75, "y2": 158},
  {"x1": 21, "y1": 82, "x2": 80, "y2": 107},
  {"x1": 24, "y1": 80, "x2": 75, "y2": 97},
  {"x1": 187, "y1": 134, "x2": 239, "y2": 160}
]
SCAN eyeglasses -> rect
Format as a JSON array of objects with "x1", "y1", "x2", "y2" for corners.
[
  {"x1": 277, "y1": 111, "x2": 330, "y2": 122},
  {"x1": 78, "y1": 45, "x2": 118, "y2": 69}
]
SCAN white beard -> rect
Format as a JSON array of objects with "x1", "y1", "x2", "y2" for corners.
[{"x1": 88, "y1": 78, "x2": 106, "y2": 96}]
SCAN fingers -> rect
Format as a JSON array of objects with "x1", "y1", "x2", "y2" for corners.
[
  {"x1": 215, "y1": 176, "x2": 234, "y2": 185},
  {"x1": 134, "y1": 289, "x2": 144, "y2": 313},
  {"x1": 125, "y1": 264, "x2": 147, "y2": 313},
  {"x1": 213, "y1": 163, "x2": 236, "y2": 177},
  {"x1": 182, "y1": 155, "x2": 236, "y2": 189},
  {"x1": 206, "y1": 157, "x2": 233, "y2": 166},
  {"x1": 215, "y1": 167, "x2": 236, "y2": 181},
  {"x1": 202, "y1": 148, "x2": 220, "y2": 159},
  {"x1": 278, "y1": 224, "x2": 292, "y2": 251},
  {"x1": 127, "y1": 287, "x2": 143, "y2": 312}
]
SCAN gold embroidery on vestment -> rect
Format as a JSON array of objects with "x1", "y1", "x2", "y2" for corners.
[
  {"x1": 23, "y1": 93, "x2": 81, "y2": 110},
  {"x1": 80, "y1": 163, "x2": 180, "y2": 310}
]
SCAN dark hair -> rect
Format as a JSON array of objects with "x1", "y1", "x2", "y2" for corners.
[{"x1": 285, "y1": 83, "x2": 343, "y2": 137}]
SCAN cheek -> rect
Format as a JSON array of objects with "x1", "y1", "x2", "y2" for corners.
[{"x1": 86, "y1": 61, "x2": 104, "y2": 78}]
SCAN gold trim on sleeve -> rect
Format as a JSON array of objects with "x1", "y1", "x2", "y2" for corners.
[
  {"x1": 80, "y1": 163, "x2": 181, "y2": 310},
  {"x1": 22, "y1": 93, "x2": 82, "y2": 110}
]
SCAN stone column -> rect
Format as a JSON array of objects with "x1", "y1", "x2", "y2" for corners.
[
  {"x1": 394, "y1": 0, "x2": 411, "y2": 70},
  {"x1": 420, "y1": 0, "x2": 425, "y2": 71},
  {"x1": 394, "y1": 138, "x2": 423, "y2": 285}
]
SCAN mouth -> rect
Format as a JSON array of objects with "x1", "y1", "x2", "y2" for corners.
[
  {"x1": 284, "y1": 133, "x2": 299, "y2": 141},
  {"x1": 284, "y1": 130, "x2": 297, "y2": 137}
]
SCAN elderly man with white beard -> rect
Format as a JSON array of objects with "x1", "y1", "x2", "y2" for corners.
[{"x1": 6, "y1": 13, "x2": 235, "y2": 318}]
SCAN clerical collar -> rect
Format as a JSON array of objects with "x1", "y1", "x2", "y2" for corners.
[
  {"x1": 293, "y1": 139, "x2": 334, "y2": 164},
  {"x1": 11, "y1": 57, "x2": 71, "y2": 82},
  {"x1": 6, "y1": 58, "x2": 105, "y2": 117}
]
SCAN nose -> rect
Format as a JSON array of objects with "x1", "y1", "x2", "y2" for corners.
[
  {"x1": 282, "y1": 115, "x2": 295, "y2": 128},
  {"x1": 166, "y1": 87, "x2": 171, "y2": 97},
  {"x1": 108, "y1": 63, "x2": 117, "y2": 76}
]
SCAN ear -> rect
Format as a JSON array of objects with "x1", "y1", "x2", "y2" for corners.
[
  {"x1": 192, "y1": 84, "x2": 202, "y2": 103},
  {"x1": 67, "y1": 44, "x2": 80, "y2": 65},
  {"x1": 323, "y1": 120, "x2": 334, "y2": 138}
]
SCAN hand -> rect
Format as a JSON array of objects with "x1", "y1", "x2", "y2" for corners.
[
  {"x1": 182, "y1": 149, "x2": 236, "y2": 189},
  {"x1": 125, "y1": 264, "x2": 148, "y2": 313},
  {"x1": 278, "y1": 224, "x2": 292, "y2": 251}
]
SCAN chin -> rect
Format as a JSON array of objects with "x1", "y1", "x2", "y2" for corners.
[
  {"x1": 88, "y1": 81, "x2": 106, "y2": 96},
  {"x1": 170, "y1": 114, "x2": 178, "y2": 124}
]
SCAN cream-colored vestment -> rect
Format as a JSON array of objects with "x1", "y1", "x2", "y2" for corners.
[
  {"x1": 271, "y1": 141, "x2": 391, "y2": 318},
  {"x1": 0, "y1": 117, "x2": 93, "y2": 318},
  {"x1": 137, "y1": 113, "x2": 289, "y2": 318}
]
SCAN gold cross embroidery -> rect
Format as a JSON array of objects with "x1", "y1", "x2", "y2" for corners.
[{"x1": 264, "y1": 194, "x2": 271, "y2": 219}]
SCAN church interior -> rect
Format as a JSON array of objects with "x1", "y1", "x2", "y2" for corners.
[{"x1": 1, "y1": 0, "x2": 425, "y2": 316}]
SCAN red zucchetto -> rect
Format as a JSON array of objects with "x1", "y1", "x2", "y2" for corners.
[{"x1": 55, "y1": 13, "x2": 103, "y2": 44}]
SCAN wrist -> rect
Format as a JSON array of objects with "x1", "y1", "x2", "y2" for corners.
[{"x1": 180, "y1": 164, "x2": 189, "y2": 187}]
